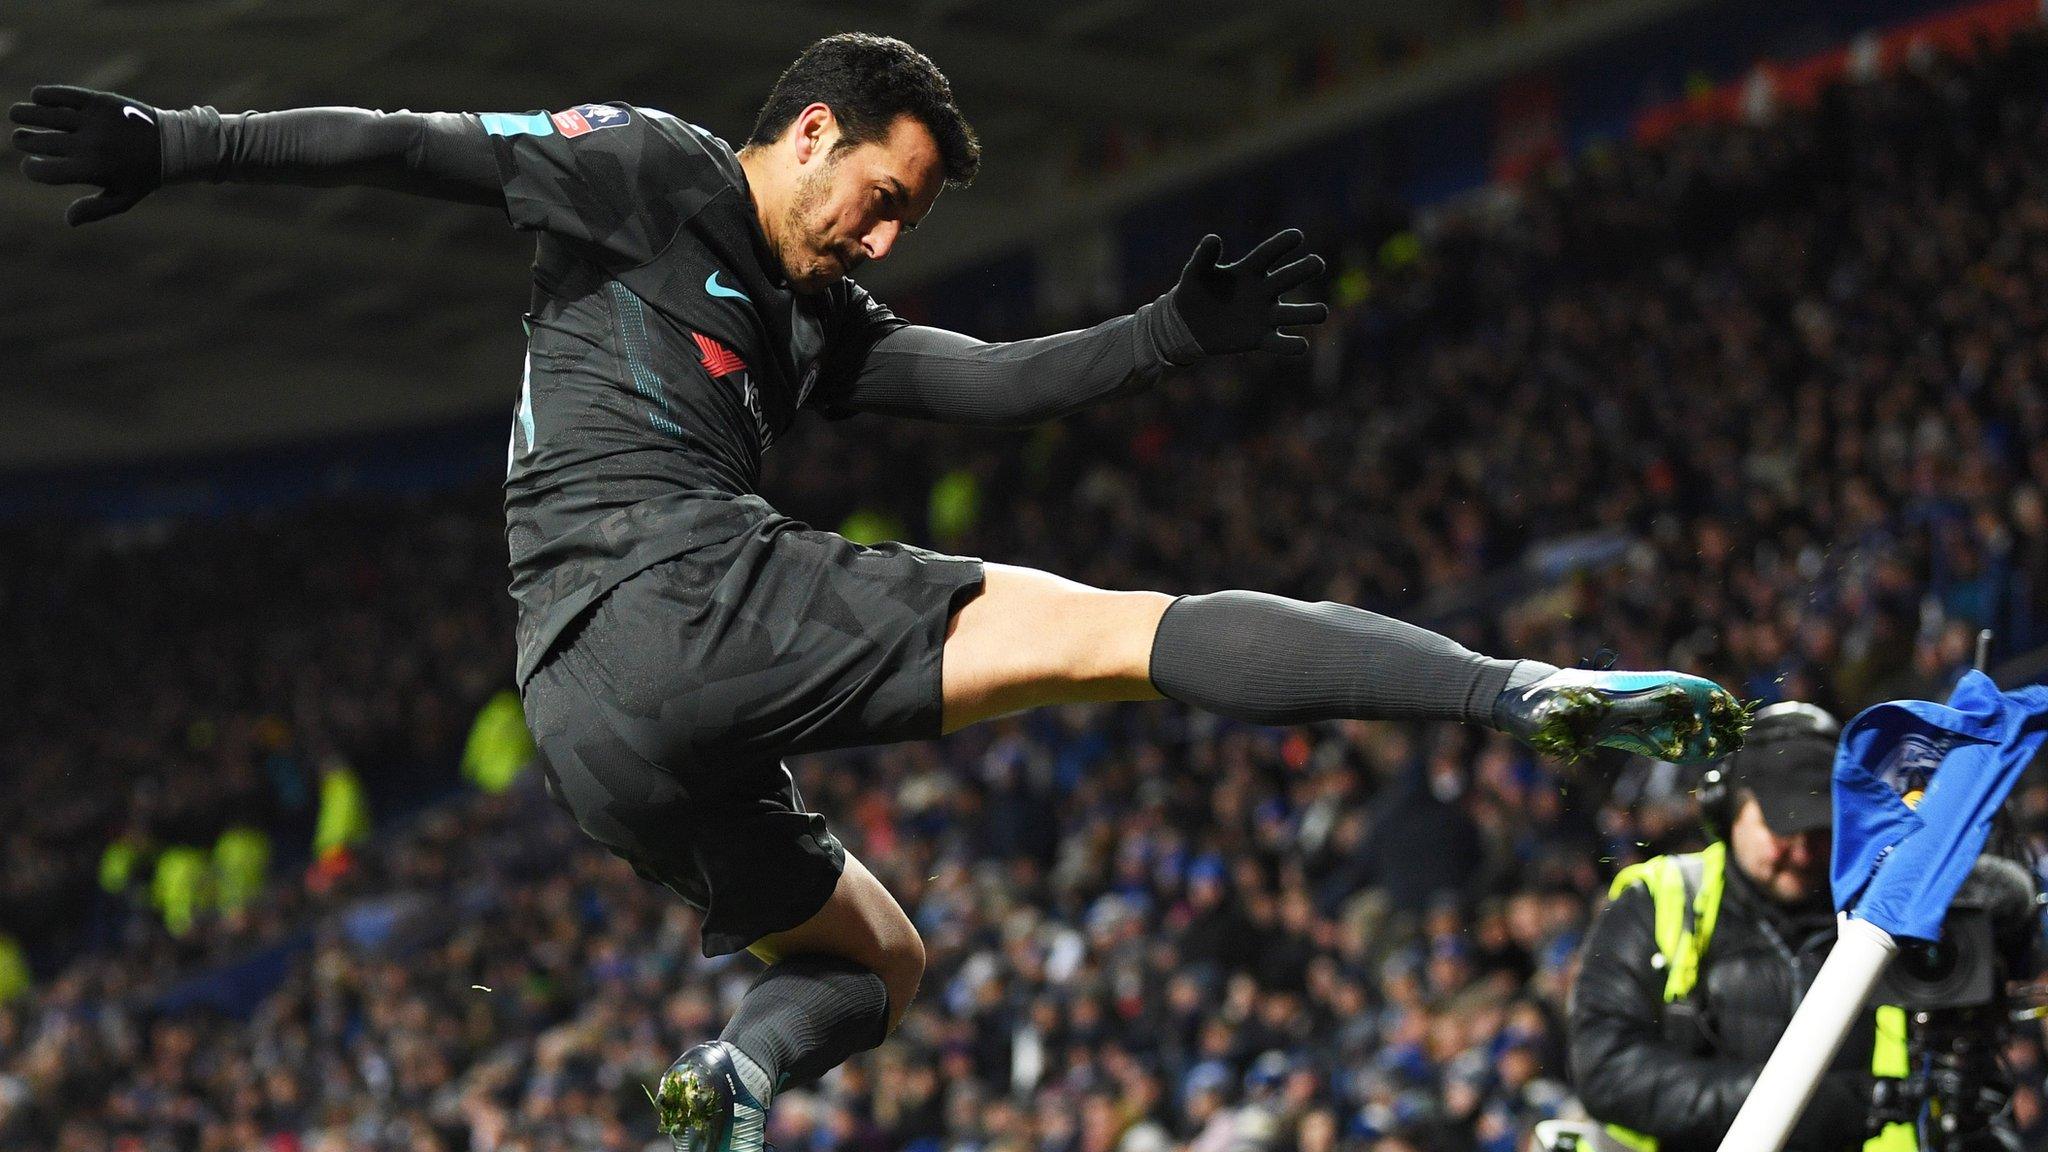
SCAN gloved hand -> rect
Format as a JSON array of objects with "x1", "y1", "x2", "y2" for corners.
[
  {"x1": 1168, "y1": 228, "x2": 1328, "y2": 357},
  {"x1": 9, "y1": 84, "x2": 164, "y2": 225}
]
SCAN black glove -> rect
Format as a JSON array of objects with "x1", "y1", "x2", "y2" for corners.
[
  {"x1": 1168, "y1": 228, "x2": 1329, "y2": 357},
  {"x1": 10, "y1": 84, "x2": 164, "y2": 225}
]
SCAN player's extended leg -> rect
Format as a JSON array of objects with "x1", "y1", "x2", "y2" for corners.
[
  {"x1": 657, "y1": 854, "x2": 919, "y2": 1152},
  {"x1": 938, "y1": 565, "x2": 1175, "y2": 725},
  {"x1": 940, "y1": 564, "x2": 1748, "y2": 763}
]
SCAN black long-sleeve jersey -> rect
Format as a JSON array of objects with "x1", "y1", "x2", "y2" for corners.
[{"x1": 158, "y1": 102, "x2": 1200, "y2": 681}]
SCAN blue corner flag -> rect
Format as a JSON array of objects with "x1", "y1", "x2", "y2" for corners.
[{"x1": 1830, "y1": 670, "x2": 2048, "y2": 942}]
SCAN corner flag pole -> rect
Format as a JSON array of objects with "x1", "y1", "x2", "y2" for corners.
[
  {"x1": 1712, "y1": 914, "x2": 1897, "y2": 1152},
  {"x1": 1716, "y1": 638, "x2": 2045, "y2": 1152}
]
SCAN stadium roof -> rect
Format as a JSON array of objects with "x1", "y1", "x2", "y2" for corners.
[{"x1": 2, "y1": 0, "x2": 1709, "y2": 467}]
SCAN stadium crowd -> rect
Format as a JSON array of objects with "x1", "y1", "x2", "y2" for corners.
[
  {"x1": 6, "y1": 25, "x2": 2048, "y2": 1152},
  {"x1": 0, "y1": 487, "x2": 516, "y2": 970}
]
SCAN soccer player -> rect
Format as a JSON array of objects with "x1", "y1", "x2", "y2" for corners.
[{"x1": 14, "y1": 34, "x2": 1747, "y2": 1152}]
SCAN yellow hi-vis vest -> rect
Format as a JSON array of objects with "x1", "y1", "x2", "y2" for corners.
[
  {"x1": 0, "y1": 932, "x2": 28, "y2": 1005},
  {"x1": 212, "y1": 825, "x2": 271, "y2": 915},
  {"x1": 1600, "y1": 843, "x2": 1914, "y2": 1152},
  {"x1": 314, "y1": 762, "x2": 371, "y2": 859},
  {"x1": 151, "y1": 844, "x2": 211, "y2": 938},
  {"x1": 98, "y1": 834, "x2": 148, "y2": 894},
  {"x1": 461, "y1": 690, "x2": 538, "y2": 795}
]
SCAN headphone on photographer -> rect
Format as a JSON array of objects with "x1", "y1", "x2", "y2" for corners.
[{"x1": 1696, "y1": 701, "x2": 1842, "y2": 842}]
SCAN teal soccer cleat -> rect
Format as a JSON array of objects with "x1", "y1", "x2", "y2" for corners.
[
  {"x1": 1494, "y1": 668, "x2": 1753, "y2": 765},
  {"x1": 655, "y1": 1042, "x2": 768, "y2": 1152}
]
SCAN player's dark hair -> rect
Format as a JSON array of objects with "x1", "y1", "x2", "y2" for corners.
[{"x1": 749, "y1": 33, "x2": 979, "y2": 187}]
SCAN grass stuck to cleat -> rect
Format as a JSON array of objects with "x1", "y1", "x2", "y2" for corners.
[
  {"x1": 655, "y1": 1062, "x2": 721, "y2": 1144},
  {"x1": 1710, "y1": 692, "x2": 1759, "y2": 756},
  {"x1": 1519, "y1": 676, "x2": 1756, "y2": 765}
]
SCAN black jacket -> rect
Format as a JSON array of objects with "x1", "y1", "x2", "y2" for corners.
[{"x1": 1569, "y1": 856, "x2": 1876, "y2": 1152}]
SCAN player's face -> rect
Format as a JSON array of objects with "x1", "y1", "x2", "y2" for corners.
[
  {"x1": 782, "y1": 114, "x2": 943, "y2": 292},
  {"x1": 1729, "y1": 795, "x2": 1829, "y2": 905}
]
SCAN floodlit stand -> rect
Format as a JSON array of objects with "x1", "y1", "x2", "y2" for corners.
[{"x1": 1711, "y1": 915, "x2": 1898, "y2": 1152}]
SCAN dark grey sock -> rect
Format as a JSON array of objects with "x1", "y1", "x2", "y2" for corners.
[
  {"x1": 1148, "y1": 590, "x2": 1553, "y2": 727},
  {"x1": 719, "y1": 955, "x2": 891, "y2": 1095}
]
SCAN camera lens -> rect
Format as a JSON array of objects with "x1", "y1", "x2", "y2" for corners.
[{"x1": 1896, "y1": 939, "x2": 1958, "y2": 984}]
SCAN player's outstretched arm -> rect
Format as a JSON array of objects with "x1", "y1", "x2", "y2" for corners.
[
  {"x1": 10, "y1": 85, "x2": 500, "y2": 226},
  {"x1": 817, "y1": 230, "x2": 1329, "y2": 427}
]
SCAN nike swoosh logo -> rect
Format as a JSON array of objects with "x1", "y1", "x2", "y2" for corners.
[
  {"x1": 122, "y1": 106, "x2": 154, "y2": 124},
  {"x1": 704, "y1": 270, "x2": 750, "y2": 303}
]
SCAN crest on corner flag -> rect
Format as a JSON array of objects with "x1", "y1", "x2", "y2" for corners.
[{"x1": 1830, "y1": 670, "x2": 2048, "y2": 941}]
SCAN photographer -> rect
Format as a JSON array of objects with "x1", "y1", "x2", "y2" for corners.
[{"x1": 1568, "y1": 703, "x2": 2021, "y2": 1152}]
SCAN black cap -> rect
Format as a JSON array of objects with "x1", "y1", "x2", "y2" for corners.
[{"x1": 1728, "y1": 729, "x2": 1836, "y2": 834}]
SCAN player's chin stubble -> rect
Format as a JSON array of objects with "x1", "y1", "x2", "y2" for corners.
[{"x1": 782, "y1": 161, "x2": 861, "y2": 290}]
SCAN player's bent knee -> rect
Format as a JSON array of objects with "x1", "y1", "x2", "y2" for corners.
[
  {"x1": 875, "y1": 927, "x2": 926, "y2": 1030},
  {"x1": 752, "y1": 853, "x2": 921, "y2": 1027},
  {"x1": 848, "y1": 865, "x2": 923, "y2": 1026}
]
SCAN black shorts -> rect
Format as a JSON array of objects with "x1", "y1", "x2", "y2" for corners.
[{"x1": 521, "y1": 500, "x2": 984, "y2": 956}]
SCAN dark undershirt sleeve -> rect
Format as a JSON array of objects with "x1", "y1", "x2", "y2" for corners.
[
  {"x1": 156, "y1": 106, "x2": 501, "y2": 206},
  {"x1": 819, "y1": 295, "x2": 1203, "y2": 428}
]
